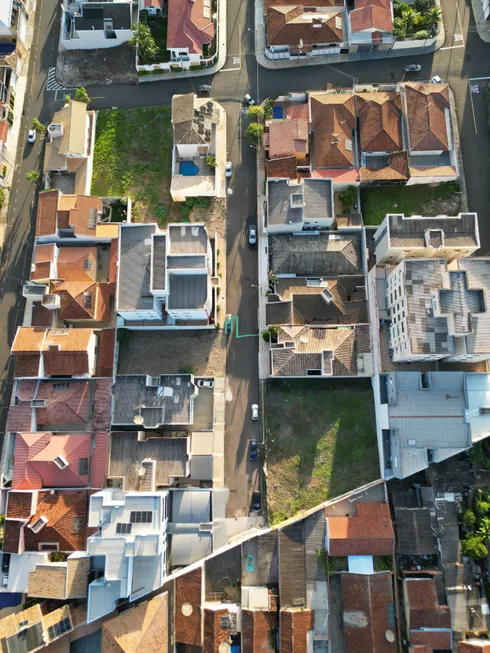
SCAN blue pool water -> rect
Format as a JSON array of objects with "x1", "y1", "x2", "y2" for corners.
[
  {"x1": 272, "y1": 105, "x2": 283, "y2": 119},
  {"x1": 180, "y1": 160, "x2": 199, "y2": 176}
]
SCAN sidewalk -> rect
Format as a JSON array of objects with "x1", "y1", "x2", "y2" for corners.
[
  {"x1": 470, "y1": 0, "x2": 490, "y2": 42},
  {"x1": 0, "y1": 0, "x2": 37, "y2": 246},
  {"x1": 139, "y1": 0, "x2": 227, "y2": 83},
  {"x1": 255, "y1": 142, "x2": 270, "y2": 381},
  {"x1": 254, "y1": 0, "x2": 445, "y2": 70}
]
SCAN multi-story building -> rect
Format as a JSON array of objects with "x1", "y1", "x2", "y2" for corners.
[
  {"x1": 60, "y1": 0, "x2": 133, "y2": 50},
  {"x1": 84, "y1": 488, "x2": 169, "y2": 622}
]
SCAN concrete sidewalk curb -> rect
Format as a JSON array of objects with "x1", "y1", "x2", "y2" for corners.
[
  {"x1": 253, "y1": 0, "x2": 445, "y2": 71},
  {"x1": 448, "y1": 86, "x2": 469, "y2": 214},
  {"x1": 138, "y1": 0, "x2": 227, "y2": 83},
  {"x1": 470, "y1": 0, "x2": 490, "y2": 42}
]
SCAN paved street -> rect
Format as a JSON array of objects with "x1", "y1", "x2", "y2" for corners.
[{"x1": 0, "y1": 0, "x2": 489, "y2": 516}]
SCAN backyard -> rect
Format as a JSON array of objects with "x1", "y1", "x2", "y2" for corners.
[
  {"x1": 361, "y1": 181, "x2": 461, "y2": 226},
  {"x1": 265, "y1": 379, "x2": 380, "y2": 525}
]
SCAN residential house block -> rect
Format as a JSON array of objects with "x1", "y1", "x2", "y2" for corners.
[
  {"x1": 170, "y1": 93, "x2": 226, "y2": 201},
  {"x1": 266, "y1": 177, "x2": 334, "y2": 233},
  {"x1": 386, "y1": 257, "x2": 490, "y2": 364},
  {"x1": 373, "y1": 212, "x2": 480, "y2": 265},
  {"x1": 35, "y1": 189, "x2": 104, "y2": 242},
  {"x1": 85, "y1": 489, "x2": 169, "y2": 622},
  {"x1": 375, "y1": 371, "x2": 490, "y2": 479},
  {"x1": 27, "y1": 554, "x2": 90, "y2": 601},
  {"x1": 43, "y1": 100, "x2": 96, "y2": 195},
  {"x1": 116, "y1": 223, "x2": 215, "y2": 326},
  {"x1": 326, "y1": 502, "x2": 394, "y2": 558},
  {"x1": 403, "y1": 577, "x2": 452, "y2": 650},
  {"x1": 60, "y1": 0, "x2": 133, "y2": 50},
  {"x1": 0, "y1": 604, "x2": 75, "y2": 653},
  {"x1": 349, "y1": 0, "x2": 393, "y2": 49},
  {"x1": 265, "y1": 117, "x2": 309, "y2": 162},
  {"x1": 11, "y1": 326, "x2": 98, "y2": 378},
  {"x1": 166, "y1": 0, "x2": 215, "y2": 63}
]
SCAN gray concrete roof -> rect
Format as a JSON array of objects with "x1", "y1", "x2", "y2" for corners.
[
  {"x1": 171, "y1": 489, "x2": 211, "y2": 523},
  {"x1": 168, "y1": 224, "x2": 208, "y2": 255},
  {"x1": 118, "y1": 224, "x2": 156, "y2": 312},
  {"x1": 385, "y1": 213, "x2": 479, "y2": 249},
  {"x1": 151, "y1": 235, "x2": 166, "y2": 292},
  {"x1": 168, "y1": 273, "x2": 208, "y2": 310},
  {"x1": 75, "y1": 3, "x2": 131, "y2": 31},
  {"x1": 112, "y1": 374, "x2": 196, "y2": 427},
  {"x1": 267, "y1": 178, "x2": 333, "y2": 226}
]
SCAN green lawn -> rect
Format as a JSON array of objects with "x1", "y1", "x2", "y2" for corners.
[
  {"x1": 91, "y1": 106, "x2": 173, "y2": 222},
  {"x1": 265, "y1": 379, "x2": 380, "y2": 525},
  {"x1": 361, "y1": 181, "x2": 461, "y2": 226}
]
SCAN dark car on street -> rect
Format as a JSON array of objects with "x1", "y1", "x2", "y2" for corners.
[
  {"x1": 249, "y1": 439, "x2": 258, "y2": 461},
  {"x1": 252, "y1": 491, "x2": 261, "y2": 512}
]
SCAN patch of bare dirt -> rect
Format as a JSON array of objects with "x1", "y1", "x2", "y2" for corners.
[{"x1": 56, "y1": 43, "x2": 138, "y2": 88}]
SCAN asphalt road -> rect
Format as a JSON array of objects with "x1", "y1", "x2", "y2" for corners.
[{"x1": 1, "y1": 0, "x2": 489, "y2": 516}]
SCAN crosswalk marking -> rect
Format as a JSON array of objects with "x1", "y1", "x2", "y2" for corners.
[{"x1": 46, "y1": 68, "x2": 65, "y2": 91}]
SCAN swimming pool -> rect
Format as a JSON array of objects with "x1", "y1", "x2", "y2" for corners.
[{"x1": 180, "y1": 160, "x2": 199, "y2": 176}]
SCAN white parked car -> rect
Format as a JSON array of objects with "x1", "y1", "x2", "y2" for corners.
[
  {"x1": 197, "y1": 379, "x2": 214, "y2": 388},
  {"x1": 251, "y1": 404, "x2": 259, "y2": 421},
  {"x1": 249, "y1": 225, "x2": 257, "y2": 245},
  {"x1": 226, "y1": 162, "x2": 232, "y2": 178},
  {"x1": 431, "y1": 75, "x2": 443, "y2": 84},
  {"x1": 244, "y1": 94, "x2": 255, "y2": 106},
  {"x1": 27, "y1": 130, "x2": 36, "y2": 144}
]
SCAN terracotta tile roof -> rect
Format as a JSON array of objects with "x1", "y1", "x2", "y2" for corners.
[
  {"x1": 97, "y1": 328, "x2": 116, "y2": 377},
  {"x1": 89, "y1": 432, "x2": 110, "y2": 489},
  {"x1": 56, "y1": 246, "x2": 98, "y2": 282},
  {"x1": 460, "y1": 643, "x2": 490, "y2": 653},
  {"x1": 3, "y1": 519, "x2": 25, "y2": 553},
  {"x1": 286, "y1": 103, "x2": 309, "y2": 120},
  {"x1": 93, "y1": 378, "x2": 112, "y2": 431},
  {"x1": 102, "y1": 593, "x2": 168, "y2": 653},
  {"x1": 167, "y1": 0, "x2": 215, "y2": 54},
  {"x1": 410, "y1": 647, "x2": 433, "y2": 653},
  {"x1": 12, "y1": 433, "x2": 92, "y2": 490},
  {"x1": 356, "y1": 92, "x2": 402, "y2": 152},
  {"x1": 408, "y1": 165, "x2": 457, "y2": 177},
  {"x1": 264, "y1": 0, "x2": 343, "y2": 8},
  {"x1": 341, "y1": 572, "x2": 397, "y2": 653},
  {"x1": 35, "y1": 380, "x2": 91, "y2": 426},
  {"x1": 280, "y1": 609, "x2": 314, "y2": 653},
  {"x1": 7, "y1": 402, "x2": 34, "y2": 432},
  {"x1": 267, "y1": 119, "x2": 309, "y2": 159},
  {"x1": 175, "y1": 568, "x2": 202, "y2": 646},
  {"x1": 327, "y1": 503, "x2": 394, "y2": 556},
  {"x1": 109, "y1": 238, "x2": 118, "y2": 284},
  {"x1": 309, "y1": 93, "x2": 357, "y2": 168},
  {"x1": 36, "y1": 190, "x2": 60, "y2": 237},
  {"x1": 31, "y1": 302, "x2": 54, "y2": 327},
  {"x1": 14, "y1": 354, "x2": 42, "y2": 378},
  {"x1": 242, "y1": 610, "x2": 278, "y2": 653},
  {"x1": 58, "y1": 194, "x2": 103, "y2": 237},
  {"x1": 266, "y1": 156, "x2": 298, "y2": 180},
  {"x1": 405, "y1": 83, "x2": 451, "y2": 151},
  {"x1": 350, "y1": 0, "x2": 393, "y2": 34},
  {"x1": 32, "y1": 244, "x2": 56, "y2": 280},
  {"x1": 6, "y1": 491, "x2": 33, "y2": 518},
  {"x1": 12, "y1": 327, "x2": 47, "y2": 353},
  {"x1": 204, "y1": 609, "x2": 230, "y2": 652},
  {"x1": 405, "y1": 578, "x2": 451, "y2": 629},
  {"x1": 267, "y1": 6, "x2": 343, "y2": 49},
  {"x1": 24, "y1": 491, "x2": 90, "y2": 552},
  {"x1": 360, "y1": 151, "x2": 409, "y2": 181},
  {"x1": 410, "y1": 631, "x2": 451, "y2": 649},
  {"x1": 0, "y1": 120, "x2": 9, "y2": 143}
]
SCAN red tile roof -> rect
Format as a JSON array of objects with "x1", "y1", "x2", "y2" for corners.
[
  {"x1": 286, "y1": 104, "x2": 309, "y2": 120},
  {"x1": 14, "y1": 354, "x2": 42, "y2": 378},
  {"x1": 6, "y1": 491, "x2": 33, "y2": 519},
  {"x1": 459, "y1": 643, "x2": 490, "y2": 653},
  {"x1": 35, "y1": 380, "x2": 91, "y2": 427},
  {"x1": 89, "y1": 432, "x2": 109, "y2": 489},
  {"x1": 23, "y1": 491, "x2": 90, "y2": 552},
  {"x1": 175, "y1": 568, "x2": 202, "y2": 646},
  {"x1": 7, "y1": 402, "x2": 34, "y2": 433},
  {"x1": 50, "y1": 280, "x2": 112, "y2": 322},
  {"x1": 166, "y1": 0, "x2": 215, "y2": 54},
  {"x1": 96, "y1": 329, "x2": 116, "y2": 377},
  {"x1": 267, "y1": 6, "x2": 343, "y2": 49},
  {"x1": 356, "y1": 92, "x2": 403, "y2": 152},
  {"x1": 36, "y1": 192, "x2": 103, "y2": 238},
  {"x1": 0, "y1": 120, "x2": 9, "y2": 143},
  {"x1": 3, "y1": 519, "x2": 24, "y2": 553},
  {"x1": 266, "y1": 156, "x2": 298, "y2": 180},
  {"x1": 280, "y1": 609, "x2": 314, "y2": 653},
  {"x1": 405, "y1": 83, "x2": 450, "y2": 152},
  {"x1": 36, "y1": 190, "x2": 61, "y2": 237},
  {"x1": 12, "y1": 433, "x2": 92, "y2": 490},
  {"x1": 267, "y1": 119, "x2": 309, "y2": 159},
  {"x1": 204, "y1": 609, "x2": 230, "y2": 652},
  {"x1": 341, "y1": 572, "x2": 397, "y2": 653},
  {"x1": 264, "y1": 0, "x2": 343, "y2": 8},
  {"x1": 360, "y1": 151, "x2": 409, "y2": 181},
  {"x1": 109, "y1": 238, "x2": 118, "y2": 284},
  {"x1": 327, "y1": 503, "x2": 394, "y2": 556},
  {"x1": 242, "y1": 610, "x2": 278, "y2": 653},
  {"x1": 350, "y1": 0, "x2": 393, "y2": 34},
  {"x1": 309, "y1": 93, "x2": 357, "y2": 169},
  {"x1": 410, "y1": 630, "x2": 451, "y2": 649},
  {"x1": 31, "y1": 302, "x2": 54, "y2": 328},
  {"x1": 405, "y1": 578, "x2": 451, "y2": 629},
  {"x1": 93, "y1": 378, "x2": 112, "y2": 431}
]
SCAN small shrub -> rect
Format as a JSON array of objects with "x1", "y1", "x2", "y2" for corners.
[
  {"x1": 32, "y1": 118, "x2": 46, "y2": 134},
  {"x1": 462, "y1": 509, "x2": 477, "y2": 529},
  {"x1": 206, "y1": 155, "x2": 217, "y2": 168},
  {"x1": 475, "y1": 500, "x2": 490, "y2": 516},
  {"x1": 0, "y1": 187, "x2": 4, "y2": 210},
  {"x1": 217, "y1": 248, "x2": 220, "y2": 256},
  {"x1": 155, "y1": 203, "x2": 169, "y2": 223},
  {"x1": 179, "y1": 364, "x2": 194, "y2": 374},
  {"x1": 462, "y1": 534, "x2": 488, "y2": 559},
  {"x1": 75, "y1": 87, "x2": 91, "y2": 104},
  {"x1": 245, "y1": 122, "x2": 264, "y2": 144},
  {"x1": 262, "y1": 329, "x2": 271, "y2": 342},
  {"x1": 413, "y1": 29, "x2": 430, "y2": 39},
  {"x1": 26, "y1": 171, "x2": 40, "y2": 183},
  {"x1": 339, "y1": 186, "x2": 357, "y2": 213},
  {"x1": 216, "y1": 305, "x2": 220, "y2": 313},
  {"x1": 190, "y1": 64, "x2": 204, "y2": 70},
  {"x1": 2, "y1": 165, "x2": 6, "y2": 177},
  {"x1": 263, "y1": 96, "x2": 276, "y2": 120}
]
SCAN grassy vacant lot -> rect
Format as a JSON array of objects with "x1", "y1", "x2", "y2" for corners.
[
  {"x1": 361, "y1": 181, "x2": 461, "y2": 226},
  {"x1": 266, "y1": 379, "x2": 379, "y2": 525},
  {"x1": 91, "y1": 106, "x2": 173, "y2": 223}
]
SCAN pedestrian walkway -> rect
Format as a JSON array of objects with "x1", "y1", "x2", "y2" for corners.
[
  {"x1": 46, "y1": 67, "x2": 65, "y2": 91},
  {"x1": 471, "y1": 0, "x2": 490, "y2": 41}
]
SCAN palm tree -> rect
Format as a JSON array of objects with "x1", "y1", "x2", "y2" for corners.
[
  {"x1": 478, "y1": 516, "x2": 490, "y2": 542},
  {"x1": 401, "y1": 7, "x2": 422, "y2": 31}
]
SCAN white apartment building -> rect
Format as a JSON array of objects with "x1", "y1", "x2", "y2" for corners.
[
  {"x1": 386, "y1": 257, "x2": 490, "y2": 364},
  {"x1": 85, "y1": 489, "x2": 169, "y2": 622},
  {"x1": 374, "y1": 213, "x2": 480, "y2": 265}
]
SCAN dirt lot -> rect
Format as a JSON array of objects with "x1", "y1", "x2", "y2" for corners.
[
  {"x1": 117, "y1": 330, "x2": 226, "y2": 378},
  {"x1": 56, "y1": 43, "x2": 137, "y2": 88},
  {"x1": 266, "y1": 379, "x2": 380, "y2": 524}
]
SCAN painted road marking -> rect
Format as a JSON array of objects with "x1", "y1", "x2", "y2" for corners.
[
  {"x1": 46, "y1": 67, "x2": 64, "y2": 91},
  {"x1": 454, "y1": 33, "x2": 463, "y2": 42},
  {"x1": 471, "y1": 85, "x2": 480, "y2": 94}
]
